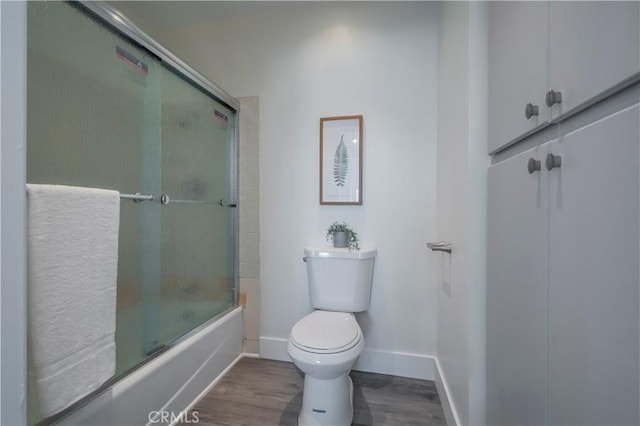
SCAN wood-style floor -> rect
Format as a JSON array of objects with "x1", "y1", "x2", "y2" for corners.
[{"x1": 184, "y1": 357, "x2": 446, "y2": 426}]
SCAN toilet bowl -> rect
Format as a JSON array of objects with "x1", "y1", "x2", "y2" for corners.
[
  {"x1": 287, "y1": 310, "x2": 364, "y2": 426},
  {"x1": 289, "y1": 246, "x2": 376, "y2": 426}
]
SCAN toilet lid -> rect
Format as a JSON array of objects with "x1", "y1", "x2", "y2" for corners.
[{"x1": 290, "y1": 311, "x2": 360, "y2": 353}]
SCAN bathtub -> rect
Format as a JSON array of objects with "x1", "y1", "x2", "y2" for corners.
[{"x1": 58, "y1": 306, "x2": 243, "y2": 426}]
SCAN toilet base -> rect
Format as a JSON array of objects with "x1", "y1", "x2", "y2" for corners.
[{"x1": 297, "y1": 373, "x2": 354, "y2": 426}]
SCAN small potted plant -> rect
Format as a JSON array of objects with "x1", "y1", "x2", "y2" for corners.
[{"x1": 326, "y1": 221, "x2": 360, "y2": 251}]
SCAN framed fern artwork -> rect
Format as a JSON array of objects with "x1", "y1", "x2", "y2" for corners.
[{"x1": 319, "y1": 115, "x2": 363, "y2": 205}]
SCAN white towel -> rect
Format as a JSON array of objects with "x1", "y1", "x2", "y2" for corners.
[{"x1": 27, "y1": 184, "x2": 119, "y2": 418}]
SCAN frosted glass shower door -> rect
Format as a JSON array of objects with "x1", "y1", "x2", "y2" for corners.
[
  {"x1": 27, "y1": 1, "x2": 237, "y2": 381},
  {"x1": 27, "y1": 1, "x2": 164, "y2": 376},
  {"x1": 149, "y1": 70, "x2": 237, "y2": 349}
]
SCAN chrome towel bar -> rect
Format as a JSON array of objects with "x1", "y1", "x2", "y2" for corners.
[
  {"x1": 118, "y1": 193, "x2": 236, "y2": 207},
  {"x1": 120, "y1": 192, "x2": 154, "y2": 203}
]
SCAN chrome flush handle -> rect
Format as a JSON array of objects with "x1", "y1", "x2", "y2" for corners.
[{"x1": 219, "y1": 199, "x2": 237, "y2": 208}]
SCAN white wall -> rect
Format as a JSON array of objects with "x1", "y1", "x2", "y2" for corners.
[
  {"x1": 436, "y1": 2, "x2": 488, "y2": 425},
  {"x1": 436, "y1": 3, "x2": 470, "y2": 422},
  {"x1": 0, "y1": 1, "x2": 27, "y2": 424},
  {"x1": 145, "y1": 2, "x2": 441, "y2": 378},
  {"x1": 466, "y1": 4, "x2": 488, "y2": 424}
]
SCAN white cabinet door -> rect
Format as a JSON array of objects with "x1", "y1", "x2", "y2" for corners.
[
  {"x1": 549, "y1": 1, "x2": 640, "y2": 117},
  {"x1": 548, "y1": 105, "x2": 640, "y2": 425},
  {"x1": 488, "y1": 1, "x2": 549, "y2": 153},
  {"x1": 487, "y1": 144, "x2": 551, "y2": 425}
]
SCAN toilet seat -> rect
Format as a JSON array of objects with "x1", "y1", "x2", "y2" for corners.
[{"x1": 290, "y1": 310, "x2": 361, "y2": 354}]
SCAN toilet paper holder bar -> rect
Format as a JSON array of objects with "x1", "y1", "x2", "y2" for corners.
[{"x1": 427, "y1": 241, "x2": 452, "y2": 254}]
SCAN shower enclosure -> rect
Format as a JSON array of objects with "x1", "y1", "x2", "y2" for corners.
[{"x1": 27, "y1": 1, "x2": 238, "y2": 422}]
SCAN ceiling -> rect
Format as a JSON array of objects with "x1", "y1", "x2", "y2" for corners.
[{"x1": 107, "y1": 1, "x2": 293, "y2": 31}]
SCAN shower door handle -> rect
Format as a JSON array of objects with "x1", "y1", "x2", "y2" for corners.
[{"x1": 219, "y1": 199, "x2": 237, "y2": 208}]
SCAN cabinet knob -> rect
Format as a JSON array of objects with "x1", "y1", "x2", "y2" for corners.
[
  {"x1": 545, "y1": 89, "x2": 562, "y2": 107},
  {"x1": 545, "y1": 153, "x2": 562, "y2": 170},
  {"x1": 525, "y1": 103, "x2": 539, "y2": 119},
  {"x1": 528, "y1": 158, "x2": 541, "y2": 174}
]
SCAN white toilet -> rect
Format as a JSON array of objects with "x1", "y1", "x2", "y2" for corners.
[{"x1": 287, "y1": 245, "x2": 377, "y2": 426}]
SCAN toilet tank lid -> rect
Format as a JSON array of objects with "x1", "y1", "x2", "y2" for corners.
[{"x1": 304, "y1": 246, "x2": 377, "y2": 259}]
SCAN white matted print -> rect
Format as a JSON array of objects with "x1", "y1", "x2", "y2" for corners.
[{"x1": 320, "y1": 115, "x2": 363, "y2": 205}]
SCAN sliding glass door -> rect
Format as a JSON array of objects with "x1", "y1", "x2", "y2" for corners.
[
  {"x1": 153, "y1": 68, "x2": 236, "y2": 353},
  {"x1": 27, "y1": 0, "x2": 236, "y2": 388}
]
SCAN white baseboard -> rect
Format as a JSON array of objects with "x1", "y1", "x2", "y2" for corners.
[
  {"x1": 434, "y1": 357, "x2": 460, "y2": 426},
  {"x1": 175, "y1": 335, "x2": 459, "y2": 426},
  {"x1": 258, "y1": 336, "x2": 436, "y2": 381},
  {"x1": 355, "y1": 349, "x2": 435, "y2": 380},
  {"x1": 259, "y1": 336, "x2": 290, "y2": 362}
]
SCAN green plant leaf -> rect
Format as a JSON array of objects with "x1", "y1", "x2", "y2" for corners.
[
  {"x1": 326, "y1": 221, "x2": 360, "y2": 251},
  {"x1": 333, "y1": 135, "x2": 349, "y2": 187}
]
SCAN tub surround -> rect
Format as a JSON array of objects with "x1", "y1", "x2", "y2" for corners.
[{"x1": 238, "y1": 96, "x2": 261, "y2": 355}]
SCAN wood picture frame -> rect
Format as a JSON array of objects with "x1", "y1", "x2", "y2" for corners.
[{"x1": 319, "y1": 115, "x2": 363, "y2": 205}]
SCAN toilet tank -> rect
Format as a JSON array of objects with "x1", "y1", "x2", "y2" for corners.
[{"x1": 304, "y1": 246, "x2": 377, "y2": 312}]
